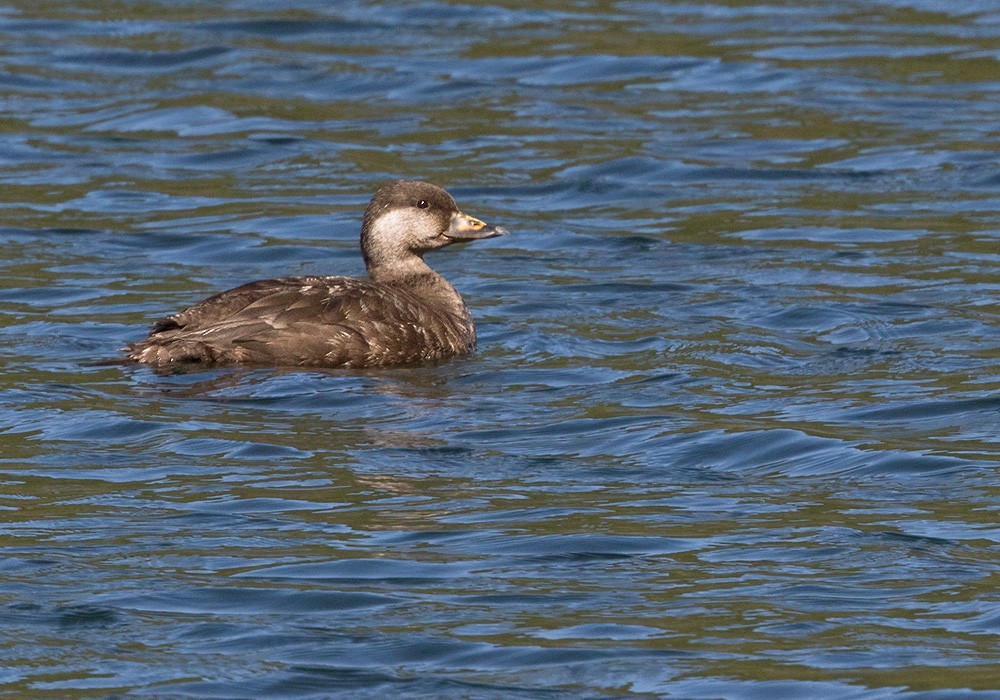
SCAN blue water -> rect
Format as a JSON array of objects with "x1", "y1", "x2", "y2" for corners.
[{"x1": 1, "y1": 1, "x2": 1000, "y2": 697}]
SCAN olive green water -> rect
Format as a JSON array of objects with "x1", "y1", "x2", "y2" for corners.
[{"x1": 1, "y1": 1, "x2": 999, "y2": 697}]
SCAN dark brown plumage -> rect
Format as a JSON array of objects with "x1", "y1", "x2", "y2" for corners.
[{"x1": 125, "y1": 180, "x2": 505, "y2": 368}]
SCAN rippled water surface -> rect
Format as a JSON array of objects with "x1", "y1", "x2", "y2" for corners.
[{"x1": 2, "y1": 1, "x2": 1000, "y2": 697}]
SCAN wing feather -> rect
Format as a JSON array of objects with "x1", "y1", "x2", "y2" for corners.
[{"x1": 128, "y1": 275, "x2": 469, "y2": 367}]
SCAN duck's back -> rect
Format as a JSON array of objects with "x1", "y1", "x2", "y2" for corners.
[{"x1": 126, "y1": 275, "x2": 475, "y2": 368}]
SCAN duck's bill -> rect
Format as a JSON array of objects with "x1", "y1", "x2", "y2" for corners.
[{"x1": 445, "y1": 211, "x2": 507, "y2": 241}]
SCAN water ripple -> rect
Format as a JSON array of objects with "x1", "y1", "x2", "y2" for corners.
[{"x1": 1, "y1": 1, "x2": 999, "y2": 697}]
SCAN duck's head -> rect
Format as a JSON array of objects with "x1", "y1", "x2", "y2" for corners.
[{"x1": 360, "y1": 180, "x2": 505, "y2": 275}]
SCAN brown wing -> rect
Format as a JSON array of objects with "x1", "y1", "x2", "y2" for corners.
[
  {"x1": 129, "y1": 276, "x2": 468, "y2": 367},
  {"x1": 148, "y1": 276, "x2": 331, "y2": 334}
]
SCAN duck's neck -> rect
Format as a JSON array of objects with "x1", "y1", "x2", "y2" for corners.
[
  {"x1": 367, "y1": 254, "x2": 435, "y2": 283},
  {"x1": 368, "y1": 256, "x2": 471, "y2": 322}
]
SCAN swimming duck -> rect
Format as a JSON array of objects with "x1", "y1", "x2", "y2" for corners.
[{"x1": 126, "y1": 180, "x2": 505, "y2": 368}]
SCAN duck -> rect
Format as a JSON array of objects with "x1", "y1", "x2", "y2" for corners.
[{"x1": 125, "y1": 180, "x2": 505, "y2": 368}]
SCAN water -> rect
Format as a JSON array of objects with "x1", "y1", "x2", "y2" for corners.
[{"x1": 1, "y1": 1, "x2": 999, "y2": 697}]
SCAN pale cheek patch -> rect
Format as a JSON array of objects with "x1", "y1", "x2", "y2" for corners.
[{"x1": 368, "y1": 208, "x2": 441, "y2": 261}]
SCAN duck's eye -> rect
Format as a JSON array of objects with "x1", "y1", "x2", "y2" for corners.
[{"x1": 416, "y1": 199, "x2": 429, "y2": 209}]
